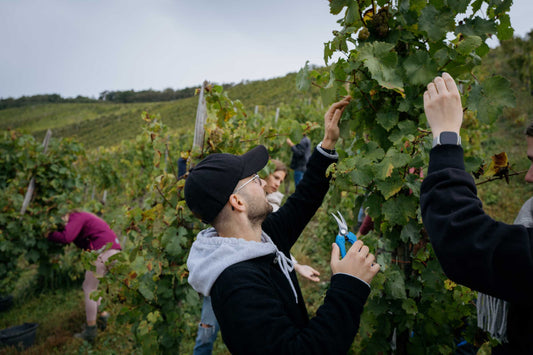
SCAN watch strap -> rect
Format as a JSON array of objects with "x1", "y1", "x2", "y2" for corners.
[{"x1": 432, "y1": 131, "x2": 461, "y2": 148}]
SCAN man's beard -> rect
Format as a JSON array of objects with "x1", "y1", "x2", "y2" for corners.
[{"x1": 247, "y1": 197, "x2": 273, "y2": 226}]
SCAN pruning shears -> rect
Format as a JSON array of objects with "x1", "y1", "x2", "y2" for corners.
[{"x1": 331, "y1": 211, "x2": 357, "y2": 258}]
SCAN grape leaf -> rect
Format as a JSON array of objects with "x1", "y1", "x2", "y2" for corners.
[
  {"x1": 296, "y1": 61, "x2": 311, "y2": 92},
  {"x1": 376, "y1": 174, "x2": 404, "y2": 200},
  {"x1": 385, "y1": 269, "x2": 407, "y2": 299},
  {"x1": 376, "y1": 111, "x2": 399, "y2": 131},
  {"x1": 330, "y1": 0, "x2": 348, "y2": 14},
  {"x1": 419, "y1": 6, "x2": 454, "y2": 41},
  {"x1": 358, "y1": 42, "x2": 404, "y2": 90},
  {"x1": 382, "y1": 194, "x2": 417, "y2": 225},
  {"x1": 403, "y1": 51, "x2": 438, "y2": 85}
]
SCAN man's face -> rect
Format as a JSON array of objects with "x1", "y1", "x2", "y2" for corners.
[
  {"x1": 235, "y1": 175, "x2": 273, "y2": 224},
  {"x1": 526, "y1": 136, "x2": 533, "y2": 183},
  {"x1": 264, "y1": 171, "x2": 286, "y2": 194}
]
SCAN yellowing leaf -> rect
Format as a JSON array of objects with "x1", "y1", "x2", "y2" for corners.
[
  {"x1": 483, "y1": 152, "x2": 509, "y2": 178},
  {"x1": 363, "y1": 8, "x2": 374, "y2": 24},
  {"x1": 385, "y1": 163, "x2": 394, "y2": 177}
]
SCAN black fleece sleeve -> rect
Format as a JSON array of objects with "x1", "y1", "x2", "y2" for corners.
[
  {"x1": 420, "y1": 145, "x2": 533, "y2": 304},
  {"x1": 211, "y1": 267, "x2": 370, "y2": 355},
  {"x1": 262, "y1": 148, "x2": 335, "y2": 253}
]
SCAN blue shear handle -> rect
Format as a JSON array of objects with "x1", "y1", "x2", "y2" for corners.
[{"x1": 335, "y1": 232, "x2": 358, "y2": 258}]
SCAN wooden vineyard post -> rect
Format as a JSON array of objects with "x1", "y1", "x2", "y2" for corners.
[
  {"x1": 193, "y1": 80, "x2": 208, "y2": 152},
  {"x1": 20, "y1": 129, "x2": 52, "y2": 215}
]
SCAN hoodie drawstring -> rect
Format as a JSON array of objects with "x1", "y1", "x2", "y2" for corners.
[{"x1": 275, "y1": 251, "x2": 298, "y2": 304}]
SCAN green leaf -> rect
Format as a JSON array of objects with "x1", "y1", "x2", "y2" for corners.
[
  {"x1": 361, "y1": 141, "x2": 385, "y2": 162},
  {"x1": 382, "y1": 194, "x2": 417, "y2": 225},
  {"x1": 138, "y1": 276, "x2": 156, "y2": 301},
  {"x1": 496, "y1": 13, "x2": 513, "y2": 41},
  {"x1": 455, "y1": 35, "x2": 482, "y2": 55},
  {"x1": 400, "y1": 219, "x2": 421, "y2": 244},
  {"x1": 456, "y1": 17, "x2": 497, "y2": 37},
  {"x1": 388, "y1": 120, "x2": 418, "y2": 145},
  {"x1": 324, "y1": 42, "x2": 334, "y2": 64},
  {"x1": 147, "y1": 310, "x2": 161, "y2": 323},
  {"x1": 447, "y1": 0, "x2": 469, "y2": 13},
  {"x1": 471, "y1": 0, "x2": 483, "y2": 12},
  {"x1": 162, "y1": 227, "x2": 183, "y2": 257},
  {"x1": 386, "y1": 147, "x2": 412, "y2": 168},
  {"x1": 329, "y1": 0, "x2": 348, "y2": 14},
  {"x1": 358, "y1": 42, "x2": 404, "y2": 90},
  {"x1": 376, "y1": 111, "x2": 399, "y2": 131},
  {"x1": 403, "y1": 51, "x2": 438, "y2": 85},
  {"x1": 402, "y1": 298, "x2": 418, "y2": 315},
  {"x1": 296, "y1": 61, "x2": 311, "y2": 92},
  {"x1": 375, "y1": 158, "x2": 395, "y2": 180},
  {"x1": 475, "y1": 43, "x2": 490, "y2": 57},
  {"x1": 345, "y1": 0, "x2": 360, "y2": 25},
  {"x1": 419, "y1": 6, "x2": 454, "y2": 41},
  {"x1": 365, "y1": 192, "x2": 385, "y2": 219},
  {"x1": 350, "y1": 163, "x2": 375, "y2": 187},
  {"x1": 376, "y1": 174, "x2": 404, "y2": 200},
  {"x1": 385, "y1": 269, "x2": 407, "y2": 299},
  {"x1": 464, "y1": 155, "x2": 483, "y2": 174},
  {"x1": 320, "y1": 86, "x2": 337, "y2": 107}
]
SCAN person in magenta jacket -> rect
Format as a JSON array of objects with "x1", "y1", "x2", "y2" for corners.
[{"x1": 48, "y1": 211, "x2": 121, "y2": 343}]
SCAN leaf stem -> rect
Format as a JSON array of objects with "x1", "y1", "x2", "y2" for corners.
[
  {"x1": 155, "y1": 184, "x2": 174, "y2": 208},
  {"x1": 352, "y1": 80, "x2": 377, "y2": 112}
]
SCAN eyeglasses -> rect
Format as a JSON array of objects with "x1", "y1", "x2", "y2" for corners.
[{"x1": 234, "y1": 174, "x2": 261, "y2": 194}]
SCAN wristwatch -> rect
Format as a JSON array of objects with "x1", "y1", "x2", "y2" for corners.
[{"x1": 432, "y1": 131, "x2": 461, "y2": 148}]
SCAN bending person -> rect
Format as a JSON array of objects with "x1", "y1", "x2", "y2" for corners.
[{"x1": 47, "y1": 210, "x2": 121, "y2": 343}]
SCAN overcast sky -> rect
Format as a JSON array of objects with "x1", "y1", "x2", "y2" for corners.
[{"x1": 1, "y1": 0, "x2": 532, "y2": 99}]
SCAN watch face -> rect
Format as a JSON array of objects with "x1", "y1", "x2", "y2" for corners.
[{"x1": 440, "y1": 132, "x2": 459, "y2": 145}]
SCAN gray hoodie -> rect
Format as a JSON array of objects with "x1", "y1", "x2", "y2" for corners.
[{"x1": 187, "y1": 227, "x2": 299, "y2": 302}]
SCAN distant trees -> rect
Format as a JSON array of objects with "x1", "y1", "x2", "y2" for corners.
[
  {"x1": 97, "y1": 84, "x2": 235, "y2": 103},
  {"x1": 0, "y1": 84, "x2": 236, "y2": 110},
  {"x1": 0, "y1": 94, "x2": 94, "y2": 110},
  {"x1": 482, "y1": 30, "x2": 533, "y2": 94}
]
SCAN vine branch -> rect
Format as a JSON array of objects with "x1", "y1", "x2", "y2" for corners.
[
  {"x1": 475, "y1": 170, "x2": 527, "y2": 185},
  {"x1": 155, "y1": 184, "x2": 174, "y2": 208}
]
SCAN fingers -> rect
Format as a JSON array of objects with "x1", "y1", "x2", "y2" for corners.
[
  {"x1": 434, "y1": 76, "x2": 447, "y2": 95},
  {"x1": 427, "y1": 72, "x2": 458, "y2": 97},
  {"x1": 351, "y1": 239, "x2": 364, "y2": 252},
  {"x1": 326, "y1": 96, "x2": 352, "y2": 117},
  {"x1": 308, "y1": 266, "x2": 320, "y2": 277},
  {"x1": 331, "y1": 243, "x2": 340, "y2": 262},
  {"x1": 331, "y1": 108, "x2": 343, "y2": 126},
  {"x1": 426, "y1": 81, "x2": 438, "y2": 98},
  {"x1": 442, "y1": 72, "x2": 459, "y2": 94}
]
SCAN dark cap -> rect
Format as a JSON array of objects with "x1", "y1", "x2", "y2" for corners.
[{"x1": 184, "y1": 145, "x2": 269, "y2": 223}]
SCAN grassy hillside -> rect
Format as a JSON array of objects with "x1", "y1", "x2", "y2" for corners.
[{"x1": 0, "y1": 72, "x2": 312, "y2": 149}]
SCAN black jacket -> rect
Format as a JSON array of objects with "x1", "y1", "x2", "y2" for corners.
[
  {"x1": 211, "y1": 148, "x2": 371, "y2": 355},
  {"x1": 420, "y1": 145, "x2": 533, "y2": 352}
]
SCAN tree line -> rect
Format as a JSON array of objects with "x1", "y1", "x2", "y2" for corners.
[{"x1": 0, "y1": 84, "x2": 236, "y2": 110}]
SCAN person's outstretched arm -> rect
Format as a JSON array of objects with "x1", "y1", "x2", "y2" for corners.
[
  {"x1": 420, "y1": 73, "x2": 533, "y2": 304},
  {"x1": 211, "y1": 240, "x2": 380, "y2": 355}
]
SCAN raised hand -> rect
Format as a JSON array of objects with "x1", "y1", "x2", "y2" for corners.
[
  {"x1": 423, "y1": 73, "x2": 463, "y2": 137},
  {"x1": 321, "y1": 96, "x2": 351, "y2": 150}
]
